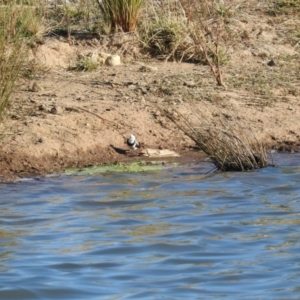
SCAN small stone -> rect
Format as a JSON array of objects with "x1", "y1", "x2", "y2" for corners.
[
  {"x1": 29, "y1": 81, "x2": 43, "y2": 92},
  {"x1": 138, "y1": 64, "x2": 158, "y2": 72},
  {"x1": 50, "y1": 105, "x2": 64, "y2": 115},
  {"x1": 267, "y1": 59, "x2": 276, "y2": 67},
  {"x1": 183, "y1": 80, "x2": 196, "y2": 88},
  {"x1": 138, "y1": 86, "x2": 148, "y2": 95},
  {"x1": 38, "y1": 104, "x2": 45, "y2": 111},
  {"x1": 127, "y1": 84, "x2": 136, "y2": 90},
  {"x1": 105, "y1": 55, "x2": 121, "y2": 66},
  {"x1": 11, "y1": 114, "x2": 20, "y2": 120}
]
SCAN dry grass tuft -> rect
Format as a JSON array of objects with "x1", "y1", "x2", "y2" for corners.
[
  {"x1": 139, "y1": 0, "x2": 238, "y2": 87},
  {"x1": 97, "y1": 0, "x2": 144, "y2": 32},
  {"x1": 267, "y1": 0, "x2": 300, "y2": 15},
  {"x1": 0, "y1": 0, "x2": 44, "y2": 124},
  {"x1": 69, "y1": 55, "x2": 99, "y2": 72},
  {"x1": 159, "y1": 103, "x2": 268, "y2": 171},
  {"x1": 138, "y1": 0, "x2": 195, "y2": 61}
]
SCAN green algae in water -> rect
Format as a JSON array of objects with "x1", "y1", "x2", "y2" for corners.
[{"x1": 64, "y1": 161, "x2": 176, "y2": 176}]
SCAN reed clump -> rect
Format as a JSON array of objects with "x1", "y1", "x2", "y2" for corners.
[{"x1": 160, "y1": 103, "x2": 268, "y2": 171}]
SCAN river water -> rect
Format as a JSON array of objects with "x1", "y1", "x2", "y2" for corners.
[{"x1": 1, "y1": 153, "x2": 300, "y2": 299}]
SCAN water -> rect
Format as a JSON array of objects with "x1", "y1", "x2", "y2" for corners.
[{"x1": 1, "y1": 154, "x2": 300, "y2": 299}]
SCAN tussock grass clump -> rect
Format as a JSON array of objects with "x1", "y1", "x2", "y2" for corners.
[
  {"x1": 0, "y1": 0, "x2": 44, "y2": 124},
  {"x1": 48, "y1": 0, "x2": 101, "y2": 37},
  {"x1": 268, "y1": 0, "x2": 300, "y2": 15},
  {"x1": 69, "y1": 53, "x2": 100, "y2": 72},
  {"x1": 139, "y1": 0, "x2": 237, "y2": 86},
  {"x1": 139, "y1": 0, "x2": 195, "y2": 61},
  {"x1": 97, "y1": 0, "x2": 144, "y2": 32},
  {"x1": 139, "y1": 20, "x2": 194, "y2": 61},
  {"x1": 160, "y1": 104, "x2": 268, "y2": 171}
]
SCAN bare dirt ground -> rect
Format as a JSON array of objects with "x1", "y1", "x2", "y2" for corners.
[{"x1": 1, "y1": 4, "x2": 300, "y2": 180}]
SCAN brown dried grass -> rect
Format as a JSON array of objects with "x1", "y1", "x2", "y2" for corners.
[
  {"x1": 0, "y1": 0, "x2": 44, "y2": 123},
  {"x1": 97, "y1": 0, "x2": 144, "y2": 32},
  {"x1": 159, "y1": 103, "x2": 268, "y2": 171}
]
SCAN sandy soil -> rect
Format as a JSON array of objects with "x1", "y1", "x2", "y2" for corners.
[{"x1": 1, "y1": 6, "x2": 300, "y2": 179}]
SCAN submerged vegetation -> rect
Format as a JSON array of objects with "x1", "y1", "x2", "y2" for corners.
[{"x1": 65, "y1": 161, "x2": 172, "y2": 175}]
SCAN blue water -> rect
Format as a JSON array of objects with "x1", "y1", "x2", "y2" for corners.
[{"x1": 1, "y1": 154, "x2": 300, "y2": 299}]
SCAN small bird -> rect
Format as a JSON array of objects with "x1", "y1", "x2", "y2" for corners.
[{"x1": 127, "y1": 134, "x2": 139, "y2": 150}]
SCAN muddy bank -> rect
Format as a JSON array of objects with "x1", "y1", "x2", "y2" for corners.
[{"x1": 1, "y1": 31, "x2": 300, "y2": 180}]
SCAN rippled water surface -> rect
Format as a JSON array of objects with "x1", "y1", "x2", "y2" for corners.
[{"x1": 1, "y1": 154, "x2": 300, "y2": 299}]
